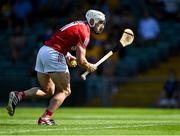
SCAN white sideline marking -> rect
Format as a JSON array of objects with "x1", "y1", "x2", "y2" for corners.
[{"x1": 0, "y1": 123, "x2": 175, "y2": 134}]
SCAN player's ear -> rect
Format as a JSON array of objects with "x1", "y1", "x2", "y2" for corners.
[{"x1": 89, "y1": 18, "x2": 94, "y2": 27}]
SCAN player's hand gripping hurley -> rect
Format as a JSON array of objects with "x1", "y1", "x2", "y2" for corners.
[{"x1": 81, "y1": 29, "x2": 134, "y2": 80}]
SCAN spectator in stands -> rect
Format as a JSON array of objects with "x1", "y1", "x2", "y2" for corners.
[
  {"x1": 12, "y1": 0, "x2": 33, "y2": 26},
  {"x1": 0, "y1": 0, "x2": 13, "y2": 31},
  {"x1": 158, "y1": 70, "x2": 179, "y2": 108},
  {"x1": 159, "y1": 0, "x2": 180, "y2": 21},
  {"x1": 138, "y1": 10, "x2": 160, "y2": 47},
  {"x1": 9, "y1": 25, "x2": 27, "y2": 63}
]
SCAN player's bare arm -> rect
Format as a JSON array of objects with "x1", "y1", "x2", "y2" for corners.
[{"x1": 76, "y1": 44, "x2": 97, "y2": 72}]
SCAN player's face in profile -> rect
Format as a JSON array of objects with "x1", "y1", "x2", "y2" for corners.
[{"x1": 93, "y1": 20, "x2": 105, "y2": 34}]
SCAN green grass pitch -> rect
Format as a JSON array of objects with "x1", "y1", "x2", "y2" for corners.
[{"x1": 0, "y1": 107, "x2": 180, "y2": 135}]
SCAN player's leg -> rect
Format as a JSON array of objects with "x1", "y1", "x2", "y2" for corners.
[
  {"x1": 22, "y1": 72, "x2": 55, "y2": 98},
  {"x1": 7, "y1": 45, "x2": 57, "y2": 116},
  {"x1": 34, "y1": 45, "x2": 70, "y2": 125},
  {"x1": 38, "y1": 72, "x2": 71, "y2": 125},
  {"x1": 48, "y1": 72, "x2": 71, "y2": 112},
  {"x1": 6, "y1": 72, "x2": 55, "y2": 116}
]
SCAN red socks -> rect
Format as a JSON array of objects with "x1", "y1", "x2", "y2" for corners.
[
  {"x1": 16, "y1": 91, "x2": 26, "y2": 101},
  {"x1": 41, "y1": 109, "x2": 53, "y2": 119}
]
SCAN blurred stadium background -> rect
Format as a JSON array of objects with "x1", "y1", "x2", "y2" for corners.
[{"x1": 0, "y1": 0, "x2": 180, "y2": 108}]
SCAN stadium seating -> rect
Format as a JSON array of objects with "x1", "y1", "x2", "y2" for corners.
[{"x1": 111, "y1": 53, "x2": 180, "y2": 107}]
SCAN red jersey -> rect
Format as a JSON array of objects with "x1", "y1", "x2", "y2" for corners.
[{"x1": 44, "y1": 21, "x2": 90, "y2": 55}]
